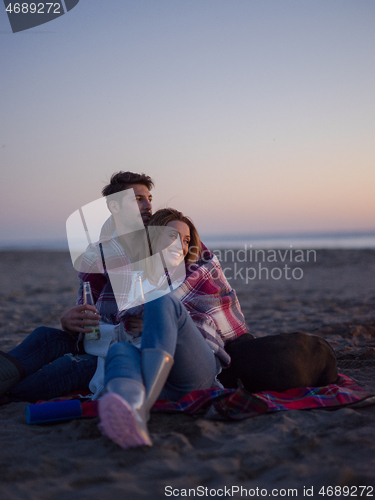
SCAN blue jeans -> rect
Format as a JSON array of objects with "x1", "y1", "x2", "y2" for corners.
[
  {"x1": 7, "y1": 327, "x2": 97, "y2": 402},
  {"x1": 105, "y1": 294, "x2": 221, "y2": 401}
]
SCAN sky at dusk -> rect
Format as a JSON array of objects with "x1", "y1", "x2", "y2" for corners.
[{"x1": 1, "y1": 0, "x2": 375, "y2": 247}]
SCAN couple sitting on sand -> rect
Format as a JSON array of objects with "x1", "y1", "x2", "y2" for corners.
[
  {"x1": 0, "y1": 171, "x2": 338, "y2": 449},
  {"x1": 0, "y1": 171, "x2": 249, "y2": 448}
]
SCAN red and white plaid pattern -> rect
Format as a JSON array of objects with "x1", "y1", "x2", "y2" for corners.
[
  {"x1": 173, "y1": 255, "x2": 248, "y2": 366},
  {"x1": 77, "y1": 239, "x2": 248, "y2": 367}
]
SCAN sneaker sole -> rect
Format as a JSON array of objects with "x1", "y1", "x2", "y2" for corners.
[{"x1": 98, "y1": 393, "x2": 152, "y2": 449}]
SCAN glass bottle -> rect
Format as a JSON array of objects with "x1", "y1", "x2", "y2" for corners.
[{"x1": 83, "y1": 281, "x2": 100, "y2": 340}]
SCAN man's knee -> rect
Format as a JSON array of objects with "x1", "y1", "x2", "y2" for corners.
[
  {"x1": 32, "y1": 326, "x2": 52, "y2": 336},
  {"x1": 32, "y1": 326, "x2": 65, "y2": 340}
]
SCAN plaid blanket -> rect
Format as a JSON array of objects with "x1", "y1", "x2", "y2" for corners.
[
  {"x1": 78, "y1": 234, "x2": 248, "y2": 367},
  {"x1": 76, "y1": 239, "x2": 215, "y2": 326},
  {"x1": 29, "y1": 374, "x2": 375, "y2": 423},
  {"x1": 151, "y1": 374, "x2": 375, "y2": 420},
  {"x1": 172, "y1": 254, "x2": 248, "y2": 366}
]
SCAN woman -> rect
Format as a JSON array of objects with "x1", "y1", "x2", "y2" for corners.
[
  {"x1": 98, "y1": 208, "x2": 248, "y2": 449},
  {"x1": 0, "y1": 208, "x2": 247, "y2": 425}
]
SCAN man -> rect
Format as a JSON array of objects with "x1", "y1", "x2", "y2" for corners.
[
  {"x1": 61, "y1": 171, "x2": 154, "y2": 335},
  {"x1": 0, "y1": 172, "x2": 155, "y2": 402}
]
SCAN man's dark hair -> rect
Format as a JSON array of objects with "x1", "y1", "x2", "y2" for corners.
[{"x1": 102, "y1": 171, "x2": 154, "y2": 198}]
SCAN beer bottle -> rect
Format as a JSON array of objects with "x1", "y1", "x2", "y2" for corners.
[{"x1": 83, "y1": 282, "x2": 100, "y2": 341}]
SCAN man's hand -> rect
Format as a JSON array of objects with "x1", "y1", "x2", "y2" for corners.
[
  {"x1": 60, "y1": 304, "x2": 101, "y2": 334},
  {"x1": 126, "y1": 315, "x2": 143, "y2": 333}
]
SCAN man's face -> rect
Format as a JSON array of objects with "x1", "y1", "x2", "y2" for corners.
[{"x1": 123, "y1": 183, "x2": 153, "y2": 225}]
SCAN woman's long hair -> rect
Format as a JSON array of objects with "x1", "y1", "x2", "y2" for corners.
[{"x1": 146, "y1": 208, "x2": 202, "y2": 264}]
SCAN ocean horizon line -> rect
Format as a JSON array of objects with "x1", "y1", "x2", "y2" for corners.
[
  {"x1": 202, "y1": 230, "x2": 375, "y2": 249},
  {"x1": 1, "y1": 230, "x2": 375, "y2": 251}
]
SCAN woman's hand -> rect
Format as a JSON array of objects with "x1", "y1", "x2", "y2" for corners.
[
  {"x1": 126, "y1": 315, "x2": 143, "y2": 333},
  {"x1": 60, "y1": 304, "x2": 101, "y2": 334}
]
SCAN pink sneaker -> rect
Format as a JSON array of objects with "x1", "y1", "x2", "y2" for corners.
[{"x1": 98, "y1": 392, "x2": 152, "y2": 449}]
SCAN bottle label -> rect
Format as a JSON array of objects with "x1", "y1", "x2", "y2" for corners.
[
  {"x1": 85, "y1": 327, "x2": 100, "y2": 341},
  {"x1": 85, "y1": 329, "x2": 100, "y2": 341},
  {"x1": 83, "y1": 309, "x2": 101, "y2": 340}
]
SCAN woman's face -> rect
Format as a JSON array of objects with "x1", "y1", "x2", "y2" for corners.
[{"x1": 155, "y1": 220, "x2": 190, "y2": 267}]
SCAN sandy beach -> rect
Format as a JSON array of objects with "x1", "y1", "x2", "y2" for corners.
[{"x1": 0, "y1": 249, "x2": 374, "y2": 499}]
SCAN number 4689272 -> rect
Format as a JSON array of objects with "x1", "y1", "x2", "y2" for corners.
[
  {"x1": 318, "y1": 485, "x2": 373, "y2": 497},
  {"x1": 6, "y1": 3, "x2": 61, "y2": 14}
]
